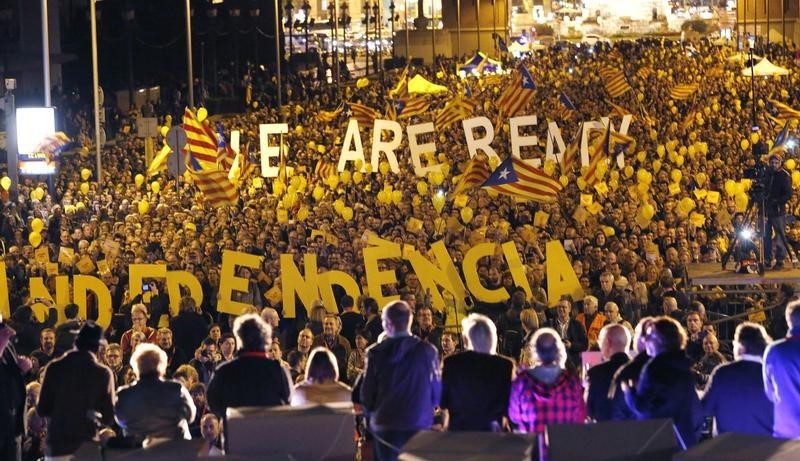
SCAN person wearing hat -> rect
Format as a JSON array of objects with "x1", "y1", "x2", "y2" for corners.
[
  {"x1": 0, "y1": 316, "x2": 32, "y2": 461},
  {"x1": 37, "y1": 322, "x2": 116, "y2": 459},
  {"x1": 764, "y1": 152, "x2": 792, "y2": 270}
]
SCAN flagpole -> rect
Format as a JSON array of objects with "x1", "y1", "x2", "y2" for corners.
[{"x1": 476, "y1": 0, "x2": 481, "y2": 53}]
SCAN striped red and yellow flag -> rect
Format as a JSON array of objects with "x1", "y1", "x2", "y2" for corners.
[
  {"x1": 348, "y1": 102, "x2": 380, "y2": 126},
  {"x1": 435, "y1": 96, "x2": 477, "y2": 130},
  {"x1": 189, "y1": 168, "x2": 239, "y2": 207},
  {"x1": 561, "y1": 123, "x2": 582, "y2": 173},
  {"x1": 452, "y1": 155, "x2": 491, "y2": 196},
  {"x1": 636, "y1": 67, "x2": 653, "y2": 80},
  {"x1": 498, "y1": 65, "x2": 536, "y2": 117},
  {"x1": 681, "y1": 109, "x2": 696, "y2": 133},
  {"x1": 314, "y1": 159, "x2": 337, "y2": 179},
  {"x1": 606, "y1": 99, "x2": 630, "y2": 118},
  {"x1": 669, "y1": 83, "x2": 700, "y2": 100},
  {"x1": 183, "y1": 108, "x2": 220, "y2": 169},
  {"x1": 599, "y1": 67, "x2": 632, "y2": 98},
  {"x1": 398, "y1": 97, "x2": 431, "y2": 120},
  {"x1": 316, "y1": 103, "x2": 344, "y2": 122},
  {"x1": 768, "y1": 99, "x2": 800, "y2": 120}
]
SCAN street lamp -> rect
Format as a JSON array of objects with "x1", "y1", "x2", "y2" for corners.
[
  {"x1": 747, "y1": 33, "x2": 757, "y2": 130},
  {"x1": 363, "y1": 1, "x2": 370, "y2": 75},
  {"x1": 340, "y1": 2, "x2": 350, "y2": 66},
  {"x1": 372, "y1": 1, "x2": 380, "y2": 74},
  {"x1": 90, "y1": 0, "x2": 103, "y2": 188},
  {"x1": 389, "y1": 0, "x2": 396, "y2": 57},
  {"x1": 301, "y1": 0, "x2": 311, "y2": 56},
  {"x1": 285, "y1": 0, "x2": 294, "y2": 58}
]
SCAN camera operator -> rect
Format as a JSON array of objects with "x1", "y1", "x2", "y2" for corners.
[{"x1": 764, "y1": 153, "x2": 792, "y2": 270}]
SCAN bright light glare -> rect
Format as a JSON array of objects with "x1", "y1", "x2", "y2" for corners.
[{"x1": 740, "y1": 229, "x2": 753, "y2": 240}]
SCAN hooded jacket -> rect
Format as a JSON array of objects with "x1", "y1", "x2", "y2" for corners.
[
  {"x1": 360, "y1": 334, "x2": 441, "y2": 431},
  {"x1": 508, "y1": 367, "x2": 586, "y2": 433}
]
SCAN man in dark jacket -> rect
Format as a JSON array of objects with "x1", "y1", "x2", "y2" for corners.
[
  {"x1": 701, "y1": 322, "x2": 773, "y2": 435},
  {"x1": 764, "y1": 153, "x2": 792, "y2": 270},
  {"x1": 169, "y1": 296, "x2": 209, "y2": 358},
  {"x1": 586, "y1": 324, "x2": 631, "y2": 422},
  {"x1": 207, "y1": 314, "x2": 291, "y2": 423},
  {"x1": 441, "y1": 313, "x2": 513, "y2": 431},
  {"x1": 547, "y1": 298, "x2": 588, "y2": 371},
  {"x1": 0, "y1": 317, "x2": 31, "y2": 461},
  {"x1": 37, "y1": 322, "x2": 116, "y2": 458},
  {"x1": 623, "y1": 316, "x2": 703, "y2": 447},
  {"x1": 360, "y1": 300, "x2": 441, "y2": 461}
]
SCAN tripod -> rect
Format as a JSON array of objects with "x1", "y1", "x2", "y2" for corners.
[{"x1": 722, "y1": 191, "x2": 797, "y2": 274}]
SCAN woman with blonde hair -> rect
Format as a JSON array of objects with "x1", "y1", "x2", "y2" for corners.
[{"x1": 291, "y1": 347, "x2": 352, "y2": 406}]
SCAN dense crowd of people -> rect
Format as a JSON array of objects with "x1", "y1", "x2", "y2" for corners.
[{"x1": 2, "y1": 36, "x2": 800, "y2": 460}]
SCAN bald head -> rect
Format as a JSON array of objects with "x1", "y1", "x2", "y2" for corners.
[{"x1": 599, "y1": 324, "x2": 631, "y2": 360}]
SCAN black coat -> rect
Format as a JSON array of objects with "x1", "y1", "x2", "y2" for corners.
[
  {"x1": 765, "y1": 167, "x2": 791, "y2": 217},
  {"x1": 207, "y1": 354, "x2": 291, "y2": 419},
  {"x1": 169, "y1": 312, "x2": 209, "y2": 358},
  {"x1": 37, "y1": 350, "x2": 115, "y2": 457},
  {"x1": 547, "y1": 319, "x2": 588, "y2": 371},
  {"x1": 441, "y1": 351, "x2": 514, "y2": 431},
  {"x1": 0, "y1": 345, "x2": 26, "y2": 441},
  {"x1": 624, "y1": 350, "x2": 703, "y2": 446},
  {"x1": 586, "y1": 352, "x2": 630, "y2": 422}
]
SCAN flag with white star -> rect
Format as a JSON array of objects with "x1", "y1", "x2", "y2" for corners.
[
  {"x1": 497, "y1": 65, "x2": 536, "y2": 117},
  {"x1": 482, "y1": 156, "x2": 562, "y2": 203}
]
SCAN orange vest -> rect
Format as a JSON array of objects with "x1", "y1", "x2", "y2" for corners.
[{"x1": 576, "y1": 312, "x2": 607, "y2": 346}]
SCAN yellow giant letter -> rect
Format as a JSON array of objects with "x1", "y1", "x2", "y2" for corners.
[
  {"x1": 219, "y1": 250, "x2": 263, "y2": 316},
  {"x1": 545, "y1": 240, "x2": 584, "y2": 305},
  {"x1": 363, "y1": 244, "x2": 401, "y2": 309},
  {"x1": 166, "y1": 271, "x2": 204, "y2": 316},
  {"x1": 462, "y1": 243, "x2": 508, "y2": 303},
  {"x1": 280, "y1": 254, "x2": 320, "y2": 318},
  {"x1": 318, "y1": 271, "x2": 361, "y2": 313},
  {"x1": 74, "y1": 275, "x2": 113, "y2": 328},
  {"x1": 405, "y1": 241, "x2": 467, "y2": 311}
]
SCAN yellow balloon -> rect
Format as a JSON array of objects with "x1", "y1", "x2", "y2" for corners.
[
  {"x1": 353, "y1": 171, "x2": 363, "y2": 184},
  {"x1": 623, "y1": 165, "x2": 634, "y2": 179},
  {"x1": 151, "y1": 181, "x2": 161, "y2": 194},
  {"x1": 750, "y1": 132, "x2": 760, "y2": 144},
  {"x1": 656, "y1": 145, "x2": 665, "y2": 157},
  {"x1": 641, "y1": 203, "x2": 655, "y2": 220},
  {"x1": 379, "y1": 161, "x2": 390, "y2": 176},
  {"x1": 295, "y1": 125, "x2": 303, "y2": 135},
  {"x1": 317, "y1": 145, "x2": 326, "y2": 154},
  {"x1": 432, "y1": 194, "x2": 445, "y2": 213},
  {"x1": 312, "y1": 186, "x2": 325, "y2": 201},
  {"x1": 671, "y1": 169, "x2": 682, "y2": 183},
  {"x1": 365, "y1": 163, "x2": 373, "y2": 173},
  {"x1": 342, "y1": 207, "x2": 354, "y2": 222},
  {"x1": 741, "y1": 139, "x2": 750, "y2": 151},
  {"x1": 339, "y1": 170, "x2": 352, "y2": 184},
  {"x1": 34, "y1": 188, "x2": 45, "y2": 201},
  {"x1": 135, "y1": 174, "x2": 145, "y2": 187},
  {"x1": 391, "y1": 190, "x2": 403, "y2": 205},
  {"x1": 334, "y1": 199, "x2": 345, "y2": 214},
  {"x1": 652, "y1": 159, "x2": 662, "y2": 173},
  {"x1": 696, "y1": 172, "x2": 707, "y2": 186},
  {"x1": 81, "y1": 168, "x2": 92, "y2": 181},
  {"x1": 577, "y1": 177, "x2": 587, "y2": 191},
  {"x1": 786, "y1": 159, "x2": 797, "y2": 171},
  {"x1": 31, "y1": 218, "x2": 44, "y2": 233},
  {"x1": 138, "y1": 200, "x2": 150, "y2": 215},
  {"x1": 327, "y1": 175, "x2": 339, "y2": 190},
  {"x1": 460, "y1": 207, "x2": 474, "y2": 224},
  {"x1": 543, "y1": 160, "x2": 556, "y2": 177},
  {"x1": 28, "y1": 232, "x2": 42, "y2": 248},
  {"x1": 0, "y1": 177, "x2": 10, "y2": 190},
  {"x1": 559, "y1": 175, "x2": 569, "y2": 187},
  {"x1": 197, "y1": 107, "x2": 208, "y2": 122},
  {"x1": 724, "y1": 179, "x2": 737, "y2": 197},
  {"x1": 80, "y1": 182, "x2": 90, "y2": 195},
  {"x1": 417, "y1": 181, "x2": 429, "y2": 195},
  {"x1": 274, "y1": 181, "x2": 286, "y2": 196}
]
